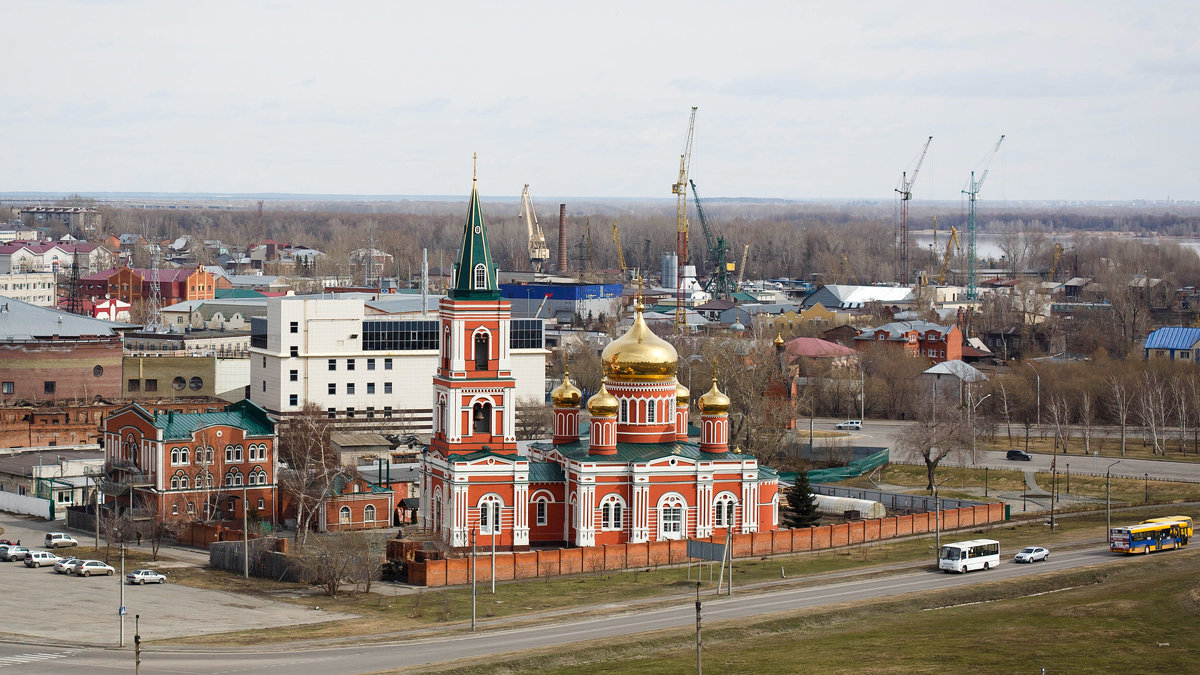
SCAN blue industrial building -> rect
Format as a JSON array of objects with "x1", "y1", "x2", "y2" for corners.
[{"x1": 500, "y1": 283, "x2": 622, "y2": 322}]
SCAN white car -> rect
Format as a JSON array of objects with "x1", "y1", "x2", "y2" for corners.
[
  {"x1": 24, "y1": 551, "x2": 63, "y2": 568},
  {"x1": 126, "y1": 569, "x2": 167, "y2": 585},
  {"x1": 1013, "y1": 546, "x2": 1049, "y2": 563},
  {"x1": 835, "y1": 420, "x2": 862, "y2": 430},
  {"x1": 0, "y1": 545, "x2": 30, "y2": 562},
  {"x1": 74, "y1": 560, "x2": 115, "y2": 577},
  {"x1": 54, "y1": 557, "x2": 81, "y2": 574},
  {"x1": 44, "y1": 533, "x2": 78, "y2": 549}
]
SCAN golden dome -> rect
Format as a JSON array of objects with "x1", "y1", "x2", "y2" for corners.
[
  {"x1": 587, "y1": 382, "x2": 619, "y2": 417},
  {"x1": 697, "y1": 379, "x2": 731, "y2": 415},
  {"x1": 774, "y1": 333, "x2": 786, "y2": 348},
  {"x1": 601, "y1": 301, "x2": 678, "y2": 382},
  {"x1": 551, "y1": 370, "x2": 582, "y2": 408},
  {"x1": 675, "y1": 381, "x2": 690, "y2": 407}
]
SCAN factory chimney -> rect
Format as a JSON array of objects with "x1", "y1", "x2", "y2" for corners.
[{"x1": 556, "y1": 204, "x2": 568, "y2": 275}]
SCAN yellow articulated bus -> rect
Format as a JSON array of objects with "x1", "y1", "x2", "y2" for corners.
[{"x1": 1109, "y1": 516, "x2": 1192, "y2": 554}]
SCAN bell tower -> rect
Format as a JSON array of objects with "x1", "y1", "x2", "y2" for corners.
[{"x1": 430, "y1": 158, "x2": 517, "y2": 456}]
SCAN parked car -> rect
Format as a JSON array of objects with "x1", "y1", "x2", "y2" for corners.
[
  {"x1": 126, "y1": 569, "x2": 167, "y2": 585},
  {"x1": 835, "y1": 419, "x2": 863, "y2": 430},
  {"x1": 74, "y1": 560, "x2": 115, "y2": 577},
  {"x1": 54, "y1": 557, "x2": 81, "y2": 574},
  {"x1": 1006, "y1": 449, "x2": 1033, "y2": 461},
  {"x1": 44, "y1": 533, "x2": 78, "y2": 549},
  {"x1": 0, "y1": 545, "x2": 30, "y2": 562},
  {"x1": 24, "y1": 551, "x2": 63, "y2": 568},
  {"x1": 1014, "y1": 546, "x2": 1050, "y2": 563}
]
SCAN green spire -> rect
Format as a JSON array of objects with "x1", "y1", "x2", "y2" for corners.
[{"x1": 451, "y1": 154, "x2": 500, "y2": 299}]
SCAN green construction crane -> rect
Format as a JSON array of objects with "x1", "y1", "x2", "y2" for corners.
[
  {"x1": 963, "y1": 134, "x2": 1005, "y2": 300},
  {"x1": 689, "y1": 179, "x2": 736, "y2": 298}
]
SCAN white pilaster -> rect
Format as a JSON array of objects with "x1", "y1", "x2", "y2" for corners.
[
  {"x1": 450, "y1": 319, "x2": 465, "y2": 372},
  {"x1": 513, "y1": 476, "x2": 530, "y2": 546},
  {"x1": 451, "y1": 482, "x2": 469, "y2": 547},
  {"x1": 632, "y1": 482, "x2": 650, "y2": 542},
  {"x1": 576, "y1": 482, "x2": 595, "y2": 547}
]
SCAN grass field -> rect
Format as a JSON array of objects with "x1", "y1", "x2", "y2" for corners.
[
  {"x1": 984, "y1": 433, "x2": 1200, "y2": 463},
  {"x1": 836, "y1": 464, "x2": 1200, "y2": 505},
  {"x1": 430, "y1": 548, "x2": 1200, "y2": 674}
]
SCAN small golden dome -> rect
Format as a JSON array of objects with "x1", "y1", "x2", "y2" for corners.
[
  {"x1": 675, "y1": 381, "x2": 690, "y2": 407},
  {"x1": 697, "y1": 378, "x2": 731, "y2": 415},
  {"x1": 600, "y1": 301, "x2": 678, "y2": 382},
  {"x1": 774, "y1": 333, "x2": 786, "y2": 348},
  {"x1": 587, "y1": 382, "x2": 619, "y2": 417},
  {"x1": 551, "y1": 371, "x2": 582, "y2": 408}
]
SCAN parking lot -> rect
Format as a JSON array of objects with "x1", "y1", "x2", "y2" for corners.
[{"x1": 0, "y1": 515, "x2": 354, "y2": 646}]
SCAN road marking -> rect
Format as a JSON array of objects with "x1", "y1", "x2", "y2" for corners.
[{"x1": 0, "y1": 652, "x2": 73, "y2": 668}]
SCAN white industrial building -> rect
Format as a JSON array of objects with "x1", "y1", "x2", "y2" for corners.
[
  {"x1": 0, "y1": 272, "x2": 57, "y2": 307},
  {"x1": 249, "y1": 295, "x2": 548, "y2": 434}
]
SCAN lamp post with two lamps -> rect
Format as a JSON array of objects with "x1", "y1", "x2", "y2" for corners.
[
  {"x1": 970, "y1": 391, "x2": 992, "y2": 465},
  {"x1": 933, "y1": 476, "x2": 951, "y2": 568}
]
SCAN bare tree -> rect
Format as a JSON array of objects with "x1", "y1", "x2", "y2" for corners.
[
  {"x1": 1078, "y1": 392, "x2": 1096, "y2": 455},
  {"x1": 1137, "y1": 371, "x2": 1169, "y2": 455},
  {"x1": 1171, "y1": 376, "x2": 1189, "y2": 454},
  {"x1": 895, "y1": 395, "x2": 971, "y2": 493},
  {"x1": 1107, "y1": 373, "x2": 1130, "y2": 457},
  {"x1": 294, "y1": 534, "x2": 358, "y2": 598},
  {"x1": 140, "y1": 498, "x2": 179, "y2": 562},
  {"x1": 1048, "y1": 393, "x2": 1074, "y2": 454},
  {"x1": 99, "y1": 508, "x2": 133, "y2": 563},
  {"x1": 277, "y1": 402, "x2": 341, "y2": 546},
  {"x1": 514, "y1": 395, "x2": 552, "y2": 441}
]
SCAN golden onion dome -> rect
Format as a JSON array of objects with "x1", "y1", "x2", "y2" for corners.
[
  {"x1": 675, "y1": 381, "x2": 690, "y2": 407},
  {"x1": 551, "y1": 370, "x2": 582, "y2": 408},
  {"x1": 774, "y1": 333, "x2": 786, "y2": 348},
  {"x1": 697, "y1": 378, "x2": 731, "y2": 415},
  {"x1": 600, "y1": 300, "x2": 679, "y2": 382},
  {"x1": 587, "y1": 382, "x2": 619, "y2": 417}
]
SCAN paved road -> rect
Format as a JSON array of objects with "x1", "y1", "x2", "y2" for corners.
[
  {"x1": 804, "y1": 418, "x2": 1200, "y2": 483},
  {"x1": 1, "y1": 545, "x2": 1165, "y2": 673}
]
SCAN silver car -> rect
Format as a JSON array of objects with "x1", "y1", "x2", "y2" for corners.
[
  {"x1": 1013, "y1": 546, "x2": 1049, "y2": 563},
  {"x1": 0, "y1": 545, "x2": 30, "y2": 562},
  {"x1": 74, "y1": 560, "x2": 115, "y2": 577},
  {"x1": 126, "y1": 569, "x2": 167, "y2": 585},
  {"x1": 54, "y1": 557, "x2": 81, "y2": 574}
]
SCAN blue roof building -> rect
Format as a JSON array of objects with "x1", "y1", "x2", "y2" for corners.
[{"x1": 1144, "y1": 327, "x2": 1200, "y2": 362}]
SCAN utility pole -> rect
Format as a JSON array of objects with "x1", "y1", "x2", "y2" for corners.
[
  {"x1": 695, "y1": 582, "x2": 703, "y2": 675},
  {"x1": 1106, "y1": 460, "x2": 1120, "y2": 543},
  {"x1": 134, "y1": 614, "x2": 142, "y2": 674},
  {"x1": 470, "y1": 528, "x2": 477, "y2": 632},
  {"x1": 243, "y1": 484, "x2": 249, "y2": 579},
  {"x1": 491, "y1": 530, "x2": 496, "y2": 595},
  {"x1": 119, "y1": 545, "x2": 126, "y2": 647}
]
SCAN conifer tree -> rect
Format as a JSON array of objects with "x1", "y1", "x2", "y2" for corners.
[{"x1": 781, "y1": 470, "x2": 821, "y2": 529}]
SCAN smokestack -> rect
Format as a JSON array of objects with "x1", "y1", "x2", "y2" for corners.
[{"x1": 556, "y1": 204, "x2": 568, "y2": 274}]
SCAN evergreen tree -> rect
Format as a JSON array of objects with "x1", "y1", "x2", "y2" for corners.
[{"x1": 781, "y1": 470, "x2": 821, "y2": 529}]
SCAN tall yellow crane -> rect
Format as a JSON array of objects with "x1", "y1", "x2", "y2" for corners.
[
  {"x1": 672, "y1": 106, "x2": 698, "y2": 328},
  {"x1": 1048, "y1": 243, "x2": 1064, "y2": 280},
  {"x1": 937, "y1": 226, "x2": 960, "y2": 285},
  {"x1": 519, "y1": 184, "x2": 550, "y2": 273},
  {"x1": 840, "y1": 253, "x2": 860, "y2": 285},
  {"x1": 738, "y1": 242, "x2": 751, "y2": 287},
  {"x1": 611, "y1": 222, "x2": 628, "y2": 275}
]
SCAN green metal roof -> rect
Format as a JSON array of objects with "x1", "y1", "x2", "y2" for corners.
[
  {"x1": 758, "y1": 465, "x2": 779, "y2": 479},
  {"x1": 451, "y1": 448, "x2": 521, "y2": 463},
  {"x1": 213, "y1": 288, "x2": 266, "y2": 299},
  {"x1": 529, "y1": 461, "x2": 565, "y2": 482},
  {"x1": 730, "y1": 292, "x2": 759, "y2": 303},
  {"x1": 533, "y1": 439, "x2": 753, "y2": 464},
  {"x1": 154, "y1": 399, "x2": 275, "y2": 440},
  {"x1": 449, "y1": 175, "x2": 500, "y2": 300}
]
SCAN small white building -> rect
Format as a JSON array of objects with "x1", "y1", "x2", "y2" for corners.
[{"x1": 921, "y1": 360, "x2": 988, "y2": 405}]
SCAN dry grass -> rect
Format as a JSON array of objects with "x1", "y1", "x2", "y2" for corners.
[{"x1": 984, "y1": 434, "x2": 1200, "y2": 463}]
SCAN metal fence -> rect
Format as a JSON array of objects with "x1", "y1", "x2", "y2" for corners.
[
  {"x1": 210, "y1": 537, "x2": 299, "y2": 581},
  {"x1": 812, "y1": 484, "x2": 986, "y2": 514}
]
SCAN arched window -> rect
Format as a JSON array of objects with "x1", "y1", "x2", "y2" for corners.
[
  {"x1": 713, "y1": 493, "x2": 737, "y2": 528},
  {"x1": 364, "y1": 504, "x2": 376, "y2": 522},
  {"x1": 658, "y1": 493, "x2": 687, "y2": 540},
  {"x1": 180, "y1": 447, "x2": 190, "y2": 464},
  {"x1": 474, "y1": 332, "x2": 489, "y2": 370},
  {"x1": 647, "y1": 398, "x2": 656, "y2": 423},
  {"x1": 478, "y1": 494, "x2": 502, "y2": 535},
  {"x1": 473, "y1": 401, "x2": 492, "y2": 433},
  {"x1": 180, "y1": 474, "x2": 189, "y2": 489},
  {"x1": 171, "y1": 448, "x2": 180, "y2": 465},
  {"x1": 170, "y1": 475, "x2": 179, "y2": 490},
  {"x1": 473, "y1": 263, "x2": 488, "y2": 290},
  {"x1": 432, "y1": 487, "x2": 443, "y2": 531},
  {"x1": 600, "y1": 494, "x2": 625, "y2": 531},
  {"x1": 533, "y1": 494, "x2": 550, "y2": 526},
  {"x1": 339, "y1": 506, "x2": 351, "y2": 524},
  {"x1": 619, "y1": 398, "x2": 628, "y2": 423}
]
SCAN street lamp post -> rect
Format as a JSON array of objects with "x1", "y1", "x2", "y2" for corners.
[
  {"x1": 1026, "y1": 362, "x2": 1041, "y2": 428},
  {"x1": 1106, "y1": 460, "x2": 1121, "y2": 544},
  {"x1": 971, "y1": 392, "x2": 992, "y2": 465},
  {"x1": 933, "y1": 477, "x2": 950, "y2": 568}
]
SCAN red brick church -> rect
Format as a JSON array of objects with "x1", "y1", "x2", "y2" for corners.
[{"x1": 419, "y1": 165, "x2": 779, "y2": 551}]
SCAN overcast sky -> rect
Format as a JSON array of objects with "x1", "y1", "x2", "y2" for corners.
[{"x1": 3, "y1": 1, "x2": 1198, "y2": 202}]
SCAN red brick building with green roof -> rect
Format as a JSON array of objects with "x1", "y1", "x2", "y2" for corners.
[{"x1": 100, "y1": 399, "x2": 277, "y2": 528}]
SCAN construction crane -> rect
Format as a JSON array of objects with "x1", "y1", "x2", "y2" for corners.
[
  {"x1": 519, "y1": 184, "x2": 550, "y2": 273},
  {"x1": 611, "y1": 222, "x2": 628, "y2": 275},
  {"x1": 1048, "y1": 243, "x2": 1064, "y2": 280},
  {"x1": 963, "y1": 134, "x2": 1006, "y2": 300},
  {"x1": 737, "y1": 242, "x2": 751, "y2": 287},
  {"x1": 584, "y1": 217, "x2": 594, "y2": 273},
  {"x1": 895, "y1": 136, "x2": 933, "y2": 285},
  {"x1": 840, "y1": 253, "x2": 860, "y2": 285},
  {"x1": 937, "y1": 226, "x2": 960, "y2": 285},
  {"x1": 671, "y1": 106, "x2": 698, "y2": 328},
  {"x1": 689, "y1": 179, "x2": 735, "y2": 298}
]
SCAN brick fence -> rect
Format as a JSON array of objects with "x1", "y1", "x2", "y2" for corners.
[{"x1": 405, "y1": 503, "x2": 1004, "y2": 587}]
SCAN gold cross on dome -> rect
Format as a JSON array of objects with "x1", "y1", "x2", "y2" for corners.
[{"x1": 472, "y1": 153, "x2": 478, "y2": 182}]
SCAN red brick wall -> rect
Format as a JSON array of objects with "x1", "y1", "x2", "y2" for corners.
[
  {"x1": 410, "y1": 504, "x2": 1009, "y2": 587},
  {"x1": 0, "y1": 338, "x2": 123, "y2": 403}
]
